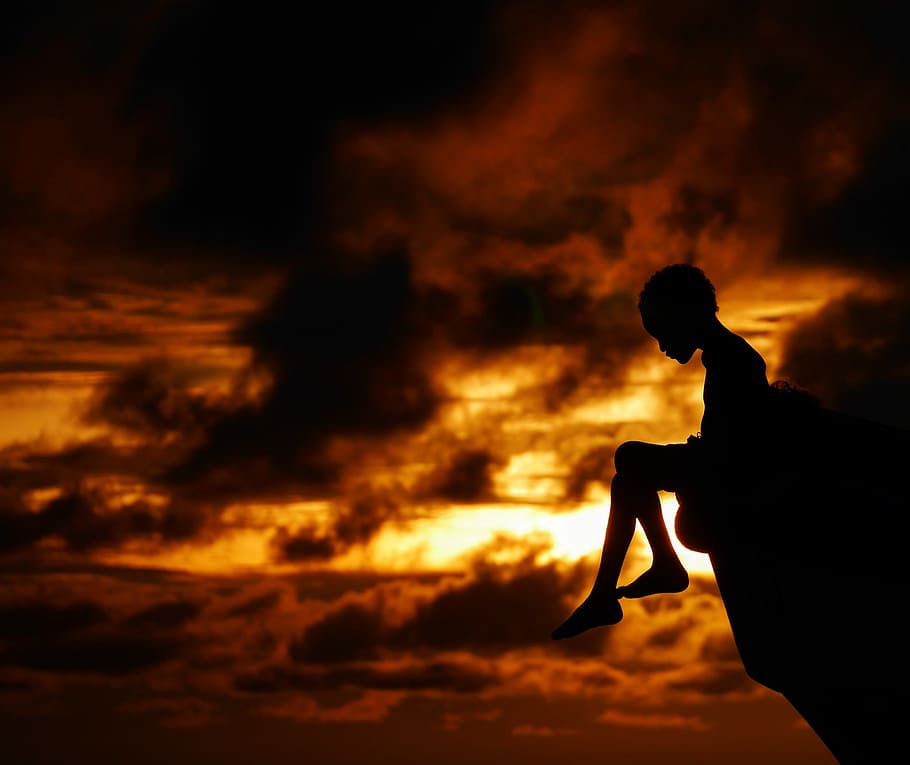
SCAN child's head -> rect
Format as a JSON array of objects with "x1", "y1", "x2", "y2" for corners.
[{"x1": 638, "y1": 264, "x2": 718, "y2": 363}]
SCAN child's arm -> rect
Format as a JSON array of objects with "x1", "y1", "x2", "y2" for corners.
[{"x1": 700, "y1": 345, "x2": 770, "y2": 463}]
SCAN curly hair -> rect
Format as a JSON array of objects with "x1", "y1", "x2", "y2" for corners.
[
  {"x1": 638, "y1": 264, "x2": 718, "y2": 314},
  {"x1": 769, "y1": 378, "x2": 820, "y2": 409}
]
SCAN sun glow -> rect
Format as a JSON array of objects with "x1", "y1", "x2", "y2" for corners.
[
  {"x1": 328, "y1": 493, "x2": 713, "y2": 577},
  {"x1": 93, "y1": 491, "x2": 714, "y2": 578}
]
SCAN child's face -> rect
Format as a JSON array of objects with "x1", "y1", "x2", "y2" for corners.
[{"x1": 640, "y1": 303, "x2": 699, "y2": 364}]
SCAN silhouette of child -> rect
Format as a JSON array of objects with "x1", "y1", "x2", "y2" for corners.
[{"x1": 552, "y1": 264, "x2": 770, "y2": 639}]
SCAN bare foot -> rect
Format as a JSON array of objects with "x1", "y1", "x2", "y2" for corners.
[
  {"x1": 551, "y1": 593, "x2": 622, "y2": 640},
  {"x1": 616, "y1": 562, "x2": 689, "y2": 599}
]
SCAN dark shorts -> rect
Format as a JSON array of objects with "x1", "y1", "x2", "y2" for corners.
[{"x1": 614, "y1": 435, "x2": 709, "y2": 493}]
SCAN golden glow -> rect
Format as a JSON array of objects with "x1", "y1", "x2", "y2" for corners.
[
  {"x1": 437, "y1": 347, "x2": 582, "y2": 401},
  {"x1": 219, "y1": 500, "x2": 335, "y2": 530},
  {"x1": 494, "y1": 451, "x2": 566, "y2": 503},
  {"x1": 104, "y1": 528, "x2": 274, "y2": 574},
  {"x1": 718, "y1": 267, "x2": 865, "y2": 374},
  {"x1": 1, "y1": 267, "x2": 857, "y2": 586},
  {"x1": 0, "y1": 378, "x2": 103, "y2": 447},
  {"x1": 570, "y1": 384, "x2": 669, "y2": 426},
  {"x1": 329, "y1": 493, "x2": 712, "y2": 577}
]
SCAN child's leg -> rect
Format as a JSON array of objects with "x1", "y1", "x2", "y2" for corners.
[
  {"x1": 551, "y1": 442, "x2": 689, "y2": 639},
  {"x1": 611, "y1": 442, "x2": 689, "y2": 599},
  {"x1": 590, "y1": 470, "x2": 655, "y2": 594},
  {"x1": 551, "y1": 473, "x2": 634, "y2": 639},
  {"x1": 615, "y1": 488, "x2": 688, "y2": 599}
]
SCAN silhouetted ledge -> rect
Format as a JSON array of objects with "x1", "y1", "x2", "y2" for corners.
[{"x1": 675, "y1": 407, "x2": 909, "y2": 763}]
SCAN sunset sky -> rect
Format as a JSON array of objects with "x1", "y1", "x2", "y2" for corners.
[{"x1": 2, "y1": 2, "x2": 909, "y2": 763}]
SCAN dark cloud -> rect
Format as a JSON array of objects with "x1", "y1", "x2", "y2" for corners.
[
  {"x1": 129, "y1": 1, "x2": 501, "y2": 254},
  {"x1": 0, "y1": 441, "x2": 147, "y2": 492},
  {"x1": 84, "y1": 359, "x2": 219, "y2": 439},
  {"x1": 545, "y1": 291, "x2": 648, "y2": 408},
  {"x1": 124, "y1": 600, "x2": 203, "y2": 630},
  {"x1": 290, "y1": 536, "x2": 593, "y2": 662},
  {"x1": 0, "y1": 491, "x2": 36, "y2": 555},
  {"x1": 424, "y1": 450, "x2": 499, "y2": 503},
  {"x1": 661, "y1": 185, "x2": 738, "y2": 239},
  {"x1": 447, "y1": 274, "x2": 648, "y2": 407},
  {"x1": 333, "y1": 495, "x2": 399, "y2": 548},
  {"x1": 3, "y1": 631, "x2": 185, "y2": 676},
  {"x1": 275, "y1": 492, "x2": 401, "y2": 563},
  {"x1": 453, "y1": 191, "x2": 631, "y2": 251},
  {"x1": 778, "y1": 291, "x2": 910, "y2": 427},
  {"x1": 0, "y1": 596, "x2": 187, "y2": 677},
  {"x1": 235, "y1": 658, "x2": 497, "y2": 695},
  {"x1": 0, "y1": 359, "x2": 119, "y2": 375},
  {"x1": 699, "y1": 631, "x2": 741, "y2": 663},
  {"x1": 563, "y1": 445, "x2": 615, "y2": 502},
  {"x1": 164, "y1": 246, "x2": 442, "y2": 496},
  {"x1": 289, "y1": 602, "x2": 385, "y2": 664},
  {"x1": 667, "y1": 665, "x2": 754, "y2": 696},
  {"x1": 390, "y1": 556, "x2": 585, "y2": 655},
  {"x1": 0, "y1": 601, "x2": 109, "y2": 641},
  {"x1": 452, "y1": 271, "x2": 625, "y2": 351},
  {"x1": 223, "y1": 591, "x2": 281, "y2": 619},
  {"x1": 0, "y1": 486, "x2": 204, "y2": 557},
  {"x1": 783, "y1": 123, "x2": 910, "y2": 270},
  {"x1": 645, "y1": 621, "x2": 694, "y2": 650},
  {"x1": 274, "y1": 529, "x2": 336, "y2": 563},
  {"x1": 40, "y1": 490, "x2": 198, "y2": 552},
  {"x1": 741, "y1": 4, "x2": 909, "y2": 162}
]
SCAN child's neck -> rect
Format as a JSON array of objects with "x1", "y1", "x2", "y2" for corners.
[{"x1": 696, "y1": 316, "x2": 732, "y2": 354}]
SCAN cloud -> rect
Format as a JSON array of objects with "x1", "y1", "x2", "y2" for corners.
[
  {"x1": 778, "y1": 290, "x2": 910, "y2": 426},
  {"x1": 14, "y1": 0, "x2": 908, "y2": 564},
  {"x1": 164, "y1": 246, "x2": 443, "y2": 497},
  {"x1": 661, "y1": 185, "x2": 738, "y2": 240},
  {"x1": 422, "y1": 450, "x2": 500, "y2": 503},
  {"x1": 277, "y1": 501, "x2": 401, "y2": 563},
  {"x1": 129, "y1": 1, "x2": 500, "y2": 254},
  {"x1": 0, "y1": 485, "x2": 205, "y2": 557},
  {"x1": 119, "y1": 695, "x2": 221, "y2": 728},
  {"x1": 235, "y1": 658, "x2": 498, "y2": 696},
  {"x1": 0, "y1": 596, "x2": 192, "y2": 677},
  {"x1": 782, "y1": 122, "x2": 910, "y2": 271},
  {"x1": 222, "y1": 590, "x2": 281, "y2": 619},
  {"x1": 512, "y1": 723, "x2": 578, "y2": 736},
  {"x1": 452, "y1": 190, "x2": 631, "y2": 251},
  {"x1": 3, "y1": 5, "x2": 910, "y2": 750},
  {"x1": 0, "y1": 440, "x2": 155, "y2": 493},
  {"x1": 83, "y1": 359, "x2": 220, "y2": 439},
  {"x1": 598, "y1": 708, "x2": 709, "y2": 731},
  {"x1": 0, "y1": 601, "x2": 109, "y2": 640},
  {"x1": 666, "y1": 665, "x2": 755, "y2": 697},
  {"x1": 563, "y1": 445, "x2": 616, "y2": 502},
  {"x1": 124, "y1": 600, "x2": 203, "y2": 629},
  {"x1": 451, "y1": 271, "x2": 645, "y2": 360},
  {"x1": 288, "y1": 602, "x2": 385, "y2": 664},
  {"x1": 272, "y1": 529, "x2": 336, "y2": 563},
  {"x1": 288, "y1": 534, "x2": 594, "y2": 663},
  {"x1": 4, "y1": 631, "x2": 186, "y2": 676},
  {"x1": 389, "y1": 559, "x2": 583, "y2": 654}
]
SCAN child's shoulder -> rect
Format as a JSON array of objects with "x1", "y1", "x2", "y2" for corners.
[{"x1": 705, "y1": 332, "x2": 766, "y2": 372}]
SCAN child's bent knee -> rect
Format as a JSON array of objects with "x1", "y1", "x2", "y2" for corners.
[{"x1": 614, "y1": 441, "x2": 649, "y2": 475}]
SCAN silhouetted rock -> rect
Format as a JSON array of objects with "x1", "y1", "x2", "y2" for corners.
[{"x1": 675, "y1": 407, "x2": 910, "y2": 763}]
